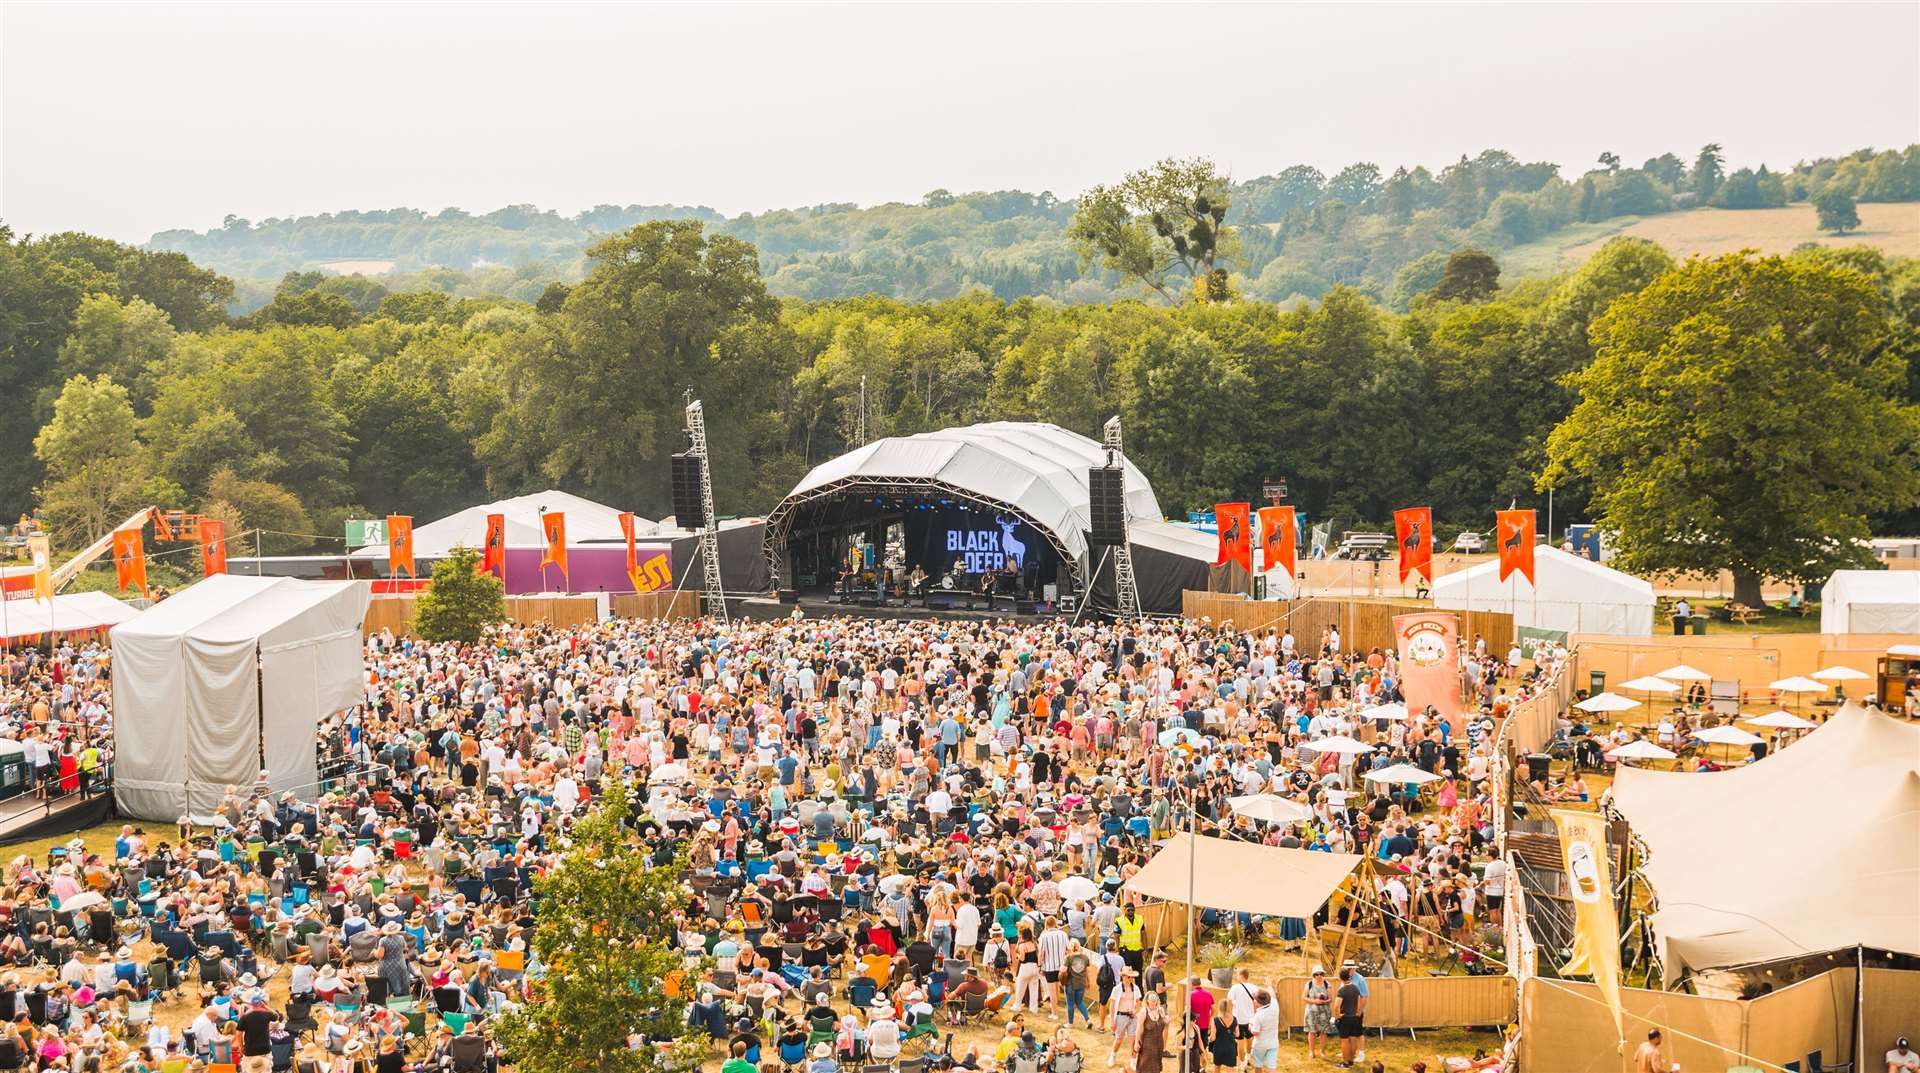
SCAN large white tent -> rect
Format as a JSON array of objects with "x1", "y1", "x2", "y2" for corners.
[
  {"x1": 1611, "y1": 702, "x2": 1920, "y2": 972},
  {"x1": 0, "y1": 591, "x2": 139, "y2": 642},
  {"x1": 353, "y1": 489, "x2": 648, "y2": 560},
  {"x1": 111, "y1": 576, "x2": 370, "y2": 820},
  {"x1": 1432, "y1": 545, "x2": 1655, "y2": 636},
  {"x1": 1819, "y1": 569, "x2": 1920, "y2": 634}
]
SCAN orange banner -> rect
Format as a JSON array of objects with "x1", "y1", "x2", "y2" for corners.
[
  {"x1": 1213, "y1": 503, "x2": 1251, "y2": 572},
  {"x1": 1497, "y1": 509, "x2": 1537, "y2": 585},
  {"x1": 386, "y1": 515, "x2": 415, "y2": 578},
  {"x1": 1394, "y1": 611, "x2": 1464, "y2": 729},
  {"x1": 541, "y1": 512, "x2": 569, "y2": 587},
  {"x1": 112, "y1": 529, "x2": 149, "y2": 598},
  {"x1": 200, "y1": 520, "x2": 228, "y2": 577},
  {"x1": 1257, "y1": 506, "x2": 1295, "y2": 578},
  {"x1": 619, "y1": 511, "x2": 641, "y2": 591},
  {"x1": 481, "y1": 513, "x2": 506, "y2": 577},
  {"x1": 1395, "y1": 506, "x2": 1433, "y2": 584}
]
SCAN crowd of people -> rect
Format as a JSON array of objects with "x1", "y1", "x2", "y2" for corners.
[{"x1": 0, "y1": 607, "x2": 1573, "y2": 1073}]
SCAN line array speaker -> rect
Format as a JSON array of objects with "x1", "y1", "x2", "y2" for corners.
[
  {"x1": 1088, "y1": 466, "x2": 1126, "y2": 545},
  {"x1": 670, "y1": 453, "x2": 705, "y2": 526}
]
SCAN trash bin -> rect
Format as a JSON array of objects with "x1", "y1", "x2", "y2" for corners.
[
  {"x1": 1672, "y1": 613, "x2": 1687, "y2": 636},
  {"x1": 1589, "y1": 670, "x2": 1606, "y2": 696},
  {"x1": 1526, "y1": 754, "x2": 1552, "y2": 781},
  {"x1": 1690, "y1": 614, "x2": 1708, "y2": 636}
]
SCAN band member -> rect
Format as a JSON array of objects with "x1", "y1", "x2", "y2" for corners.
[
  {"x1": 996, "y1": 558, "x2": 1019, "y2": 603},
  {"x1": 908, "y1": 564, "x2": 928, "y2": 593}
]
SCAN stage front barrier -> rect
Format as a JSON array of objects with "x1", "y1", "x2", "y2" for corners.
[
  {"x1": 1520, "y1": 970, "x2": 1889, "y2": 1073},
  {"x1": 1180, "y1": 592, "x2": 1515, "y2": 657},
  {"x1": 362, "y1": 595, "x2": 602, "y2": 636},
  {"x1": 1263, "y1": 975, "x2": 1513, "y2": 1031},
  {"x1": 610, "y1": 590, "x2": 699, "y2": 620}
]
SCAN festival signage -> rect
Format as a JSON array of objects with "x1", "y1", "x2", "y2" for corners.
[
  {"x1": 112, "y1": 528, "x2": 150, "y2": 598},
  {"x1": 1393, "y1": 611, "x2": 1463, "y2": 728},
  {"x1": 1394, "y1": 506, "x2": 1433, "y2": 584},
  {"x1": 1257, "y1": 505, "x2": 1296, "y2": 578},
  {"x1": 386, "y1": 515, "x2": 415, "y2": 577},
  {"x1": 943, "y1": 517, "x2": 1027, "y2": 574},
  {"x1": 481, "y1": 513, "x2": 506, "y2": 577},
  {"x1": 344, "y1": 518, "x2": 387, "y2": 548},
  {"x1": 27, "y1": 534, "x2": 53, "y2": 602},
  {"x1": 1212, "y1": 502, "x2": 1251, "y2": 572},
  {"x1": 1497, "y1": 508, "x2": 1537, "y2": 585},
  {"x1": 540, "y1": 512, "x2": 569, "y2": 587},
  {"x1": 1554, "y1": 808, "x2": 1627, "y2": 1048},
  {"x1": 200, "y1": 520, "x2": 229, "y2": 577},
  {"x1": 1516, "y1": 625, "x2": 1569, "y2": 663}
]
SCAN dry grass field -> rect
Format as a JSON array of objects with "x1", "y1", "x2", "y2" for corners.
[{"x1": 1505, "y1": 200, "x2": 1920, "y2": 277}]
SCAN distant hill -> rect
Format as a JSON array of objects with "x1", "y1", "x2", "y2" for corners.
[{"x1": 146, "y1": 144, "x2": 1920, "y2": 310}]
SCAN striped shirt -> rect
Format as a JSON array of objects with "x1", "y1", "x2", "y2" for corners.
[{"x1": 1036, "y1": 927, "x2": 1070, "y2": 972}]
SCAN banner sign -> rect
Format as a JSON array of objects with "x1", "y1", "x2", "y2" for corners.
[
  {"x1": 1554, "y1": 809, "x2": 1627, "y2": 1048},
  {"x1": 1213, "y1": 502, "x2": 1251, "y2": 572},
  {"x1": 200, "y1": 520, "x2": 229, "y2": 577},
  {"x1": 1393, "y1": 611, "x2": 1464, "y2": 729},
  {"x1": 27, "y1": 534, "x2": 53, "y2": 602},
  {"x1": 386, "y1": 515, "x2": 415, "y2": 578},
  {"x1": 502, "y1": 546, "x2": 668, "y2": 595},
  {"x1": 1497, "y1": 509, "x2": 1537, "y2": 585},
  {"x1": 1257, "y1": 506, "x2": 1296, "y2": 578},
  {"x1": 1516, "y1": 625, "x2": 1569, "y2": 662},
  {"x1": 943, "y1": 517, "x2": 1028, "y2": 574},
  {"x1": 540, "y1": 512, "x2": 568, "y2": 586},
  {"x1": 481, "y1": 513, "x2": 506, "y2": 577},
  {"x1": 345, "y1": 519, "x2": 388, "y2": 548},
  {"x1": 1394, "y1": 506, "x2": 1433, "y2": 584},
  {"x1": 112, "y1": 529, "x2": 149, "y2": 598}
]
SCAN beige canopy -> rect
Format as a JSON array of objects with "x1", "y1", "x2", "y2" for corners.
[
  {"x1": 1612, "y1": 702, "x2": 1920, "y2": 972},
  {"x1": 1124, "y1": 834, "x2": 1361, "y2": 919}
]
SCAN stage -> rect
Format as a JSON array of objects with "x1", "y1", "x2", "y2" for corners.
[{"x1": 735, "y1": 593, "x2": 1072, "y2": 624}]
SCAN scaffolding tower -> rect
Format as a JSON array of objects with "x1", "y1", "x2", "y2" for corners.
[
  {"x1": 685, "y1": 400, "x2": 728, "y2": 623},
  {"x1": 1104, "y1": 416, "x2": 1142, "y2": 622}
]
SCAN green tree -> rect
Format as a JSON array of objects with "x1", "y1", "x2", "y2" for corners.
[
  {"x1": 46, "y1": 294, "x2": 177, "y2": 415},
  {"x1": 408, "y1": 545, "x2": 506, "y2": 643},
  {"x1": 1428, "y1": 249, "x2": 1501, "y2": 302},
  {"x1": 1815, "y1": 188, "x2": 1862, "y2": 235},
  {"x1": 208, "y1": 467, "x2": 312, "y2": 554},
  {"x1": 245, "y1": 289, "x2": 358, "y2": 329},
  {"x1": 1068, "y1": 158, "x2": 1236, "y2": 303},
  {"x1": 494, "y1": 778, "x2": 700, "y2": 1073},
  {"x1": 34, "y1": 375, "x2": 157, "y2": 544},
  {"x1": 1691, "y1": 143, "x2": 1725, "y2": 201},
  {"x1": 1544, "y1": 252, "x2": 1920, "y2": 607}
]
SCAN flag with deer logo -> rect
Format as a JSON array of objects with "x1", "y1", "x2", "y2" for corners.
[
  {"x1": 1212, "y1": 503, "x2": 1251, "y2": 572},
  {"x1": 200, "y1": 520, "x2": 228, "y2": 577},
  {"x1": 481, "y1": 513, "x2": 506, "y2": 577},
  {"x1": 541, "y1": 512, "x2": 569, "y2": 588},
  {"x1": 1257, "y1": 506, "x2": 1295, "y2": 579},
  {"x1": 112, "y1": 529, "x2": 149, "y2": 598},
  {"x1": 1394, "y1": 506, "x2": 1433, "y2": 585},
  {"x1": 1496, "y1": 509, "x2": 1536, "y2": 585},
  {"x1": 386, "y1": 515, "x2": 415, "y2": 578}
]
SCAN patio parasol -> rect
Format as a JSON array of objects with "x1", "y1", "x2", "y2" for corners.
[{"x1": 1226, "y1": 793, "x2": 1311, "y2": 824}]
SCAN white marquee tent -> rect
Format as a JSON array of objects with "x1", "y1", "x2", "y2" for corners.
[
  {"x1": 1819, "y1": 569, "x2": 1920, "y2": 634},
  {"x1": 112, "y1": 576, "x2": 371, "y2": 820},
  {"x1": 1611, "y1": 702, "x2": 1919, "y2": 972},
  {"x1": 0, "y1": 591, "x2": 139, "y2": 642},
  {"x1": 1432, "y1": 545, "x2": 1655, "y2": 636}
]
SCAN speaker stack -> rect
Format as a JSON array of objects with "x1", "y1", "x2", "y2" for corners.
[
  {"x1": 1088, "y1": 466, "x2": 1126, "y2": 546},
  {"x1": 670, "y1": 453, "x2": 705, "y2": 526}
]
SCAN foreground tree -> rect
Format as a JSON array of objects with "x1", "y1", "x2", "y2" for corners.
[
  {"x1": 408, "y1": 546, "x2": 505, "y2": 643},
  {"x1": 1544, "y1": 252, "x2": 1920, "y2": 607},
  {"x1": 495, "y1": 780, "x2": 701, "y2": 1073},
  {"x1": 1069, "y1": 158, "x2": 1237, "y2": 303}
]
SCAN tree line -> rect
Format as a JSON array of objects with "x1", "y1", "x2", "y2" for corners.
[
  {"x1": 6, "y1": 219, "x2": 1917, "y2": 601},
  {"x1": 148, "y1": 145, "x2": 1920, "y2": 311}
]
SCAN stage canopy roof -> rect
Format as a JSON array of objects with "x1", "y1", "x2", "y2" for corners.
[
  {"x1": 776, "y1": 422, "x2": 1161, "y2": 566},
  {"x1": 1819, "y1": 569, "x2": 1920, "y2": 634},
  {"x1": 112, "y1": 576, "x2": 371, "y2": 820},
  {"x1": 0, "y1": 591, "x2": 139, "y2": 641},
  {"x1": 1124, "y1": 833, "x2": 1361, "y2": 919},
  {"x1": 1432, "y1": 545, "x2": 1655, "y2": 636},
  {"x1": 1611, "y1": 702, "x2": 1920, "y2": 972},
  {"x1": 353, "y1": 489, "x2": 650, "y2": 560}
]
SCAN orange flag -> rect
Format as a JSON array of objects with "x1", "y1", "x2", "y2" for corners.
[
  {"x1": 1213, "y1": 503, "x2": 1252, "y2": 572},
  {"x1": 541, "y1": 512, "x2": 569, "y2": 586},
  {"x1": 619, "y1": 511, "x2": 642, "y2": 591},
  {"x1": 1497, "y1": 509, "x2": 1537, "y2": 585},
  {"x1": 200, "y1": 520, "x2": 228, "y2": 577},
  {"x1": 1257, "y1": 506, "x2": 1296, "y2": 578},
  {"x1": 112, "y1": 529, "x2": 150, "y2": 598},
  {"x1": 480, "y1": 513, "x2": 506, "y2": 577},
  {"x1": 386, "y1": 515, "x2": 415, "y2": 578},
  {"x1": 1395, "y1": 506, "x2": 1433, "y2": 584}
]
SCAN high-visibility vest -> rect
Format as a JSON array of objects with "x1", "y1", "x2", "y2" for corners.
[{"x1": 1116, "y1": 914, "x2": 1145, "y2": 950}]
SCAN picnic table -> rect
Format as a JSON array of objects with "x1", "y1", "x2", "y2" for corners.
[{"x1": 1725, "y1": 602, "x2": 1761, "y2": 625}]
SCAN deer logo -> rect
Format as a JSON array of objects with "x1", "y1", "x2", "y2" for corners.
[
  {"x1": 1502, "y1": 522, "x2": 1525, "y2": 554},
  {"x1": 1402, "y1": 520, "x2": 1423, "y2": 552},
  {"x1": 996, "y1": 517, "x2": 1026, "y2": 568}
]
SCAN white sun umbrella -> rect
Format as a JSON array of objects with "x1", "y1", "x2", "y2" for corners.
[
  {"x1": 1359, "y1": 702, "x2": 1409, "y2": 722},
  {"x1": 1157, "y1": 727, "x2": 1203, "y2": 749},
  {"x1": 57, "y1": 891, "x2": 106, "y2": 912},
  {"x1": 650, "y1": 762, "x2": 689, "y2": 782},
  {"x1": 1691, "y1": 725, "x2": 1764, "y2": 747},
  {"x1": 1745, "y1": 710, "x2": 1818, "y2": 730},
  {"x1": 1228, "y1": 793, "x2": 1311, "y2": 825},
  {"x1": 1654, "y1": 663, "x2": 1712, "y2": 681},
  {"x1": 1574, "y1": 692, "x2": 1640, "y2": 714},
  {"x1": 1058, "y1": 875, "x2": 1099, "y2": 904},
  {"x1": 1890, "y1": 644, "x2": 1920, "y2": 658},
  {"x1": 1301, "y1": 735, "x2": 1375, "y2": 755},
  {"x1": 1606, "y1": 740, "x2": 1677, "y2": 762},
  {"x1": 1363, "y1": 763, "x2": 1443, "y2": 785},
  {"x1": 1769, "y1": 676, "x2": 1828, "y2": 693},
  {"x1": 1811, "y1": 666, "x2": 1869, "y2": 682},
  {"x1": 1618, "y1": 676, "x2": 1681, "y2": 694}
]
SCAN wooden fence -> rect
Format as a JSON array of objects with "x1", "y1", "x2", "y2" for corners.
[
  {"x1": 1182, "y1": 591, "x2": 1514, "y2": 656},
  {"x1": 363, "y1": 589, "x2": 701, "y2": 636},
  {"x1": 610, "y1": 590, "x2": 699, "y2": 620}
]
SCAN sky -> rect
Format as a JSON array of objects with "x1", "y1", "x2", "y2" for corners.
[{"x1": 3, "y1": 1, "x2": 1917, "y2": 245}]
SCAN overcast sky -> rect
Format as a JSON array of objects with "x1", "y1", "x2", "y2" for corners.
[{"x1": 4, "y1": 1, "x2": 1917, "y2": 244}]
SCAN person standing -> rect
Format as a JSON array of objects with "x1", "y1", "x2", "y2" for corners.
[
  {"x1": 1301, "y1": 966, "x2": 1334, "y2": 1062},
  {"x1": 1107, "y1": 967, "x2": 1142, "y2": 1069},
  {"x1": 1632, "y1": 1029, "x2": 1665, "y2": 1073},
  {"x1": 1248, "y1": 988, "x2": 1279, "y2": 1073},
  {"x1": 1133, "y1": 993, "x2": 1168, "y2": 1073},
  {"x1": 1334, "y1": 967, "x2": 1366, "y2": 1068}
]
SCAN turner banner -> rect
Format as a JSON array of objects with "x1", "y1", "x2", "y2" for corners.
[
  {"x1": 1394, "y1": 506, "x2": 1433, "y2": 584},
  {"x1": 1213, "y1": 502, "x2": 1251, "y2": 572},
  {"x1": 1497, "y1": 509, "x2": 1537, "y2": 585},
  {"x1": 1257, "y1": 506, "x2": 1296, "y2": 578},
  {"x1": 1393, "y1": 611, "x2": 1464, "y2": 729}
]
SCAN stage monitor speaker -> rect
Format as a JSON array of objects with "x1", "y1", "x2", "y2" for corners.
[
  {"x1": 1088, "y1": 466, "x2": 1126, "y2": 545},
  {"x1": 777, "y1": 589, "x2": 798, "y2": 604},
  {"x1": 670, "y1": 453, "x2": 705, "y2": 526}
]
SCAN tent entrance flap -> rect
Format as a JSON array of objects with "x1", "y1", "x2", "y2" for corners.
[{"x1": 1123, "y1": 834, "x2": 1362, "y2": 919}]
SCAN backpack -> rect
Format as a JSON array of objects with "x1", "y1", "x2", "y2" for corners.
[{"x1": 1096, "y1": 960, "x2": 1115, "y2": 991}]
